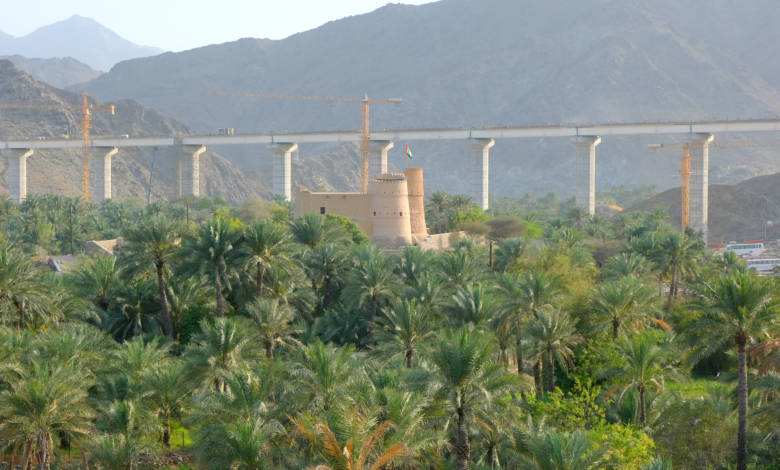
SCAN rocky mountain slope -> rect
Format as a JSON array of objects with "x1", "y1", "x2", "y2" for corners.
[
  {"x1": 77, "y1": 0, "x2": 780, "y2": 196},
  {"x1": 630, "y1": 172, "x2": 780, "y2": 244},
  {"x1": 0, "y1": 60, "x2": 265, "y2": 203},
  {"x1": 0, "y1": 16, "x2": 162, "y2": 71},
  {"x1": 2, "y1": 55, "x2": 101, "y2": 88}
]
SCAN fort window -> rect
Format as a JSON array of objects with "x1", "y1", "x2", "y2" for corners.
[
  {"x1": 320, "y1": 207, "x2": 326, "y2": 215},
  {"x1": 373, "y1": 211, "x2": 376, "y2": 216},
  {"x1": 400, "y1": 212, "x2": 403, "y2": 216}
]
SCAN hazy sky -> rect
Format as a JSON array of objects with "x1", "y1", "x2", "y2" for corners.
[{"x1": 0, "y1": 0, "x2": 435, "y2": 52}]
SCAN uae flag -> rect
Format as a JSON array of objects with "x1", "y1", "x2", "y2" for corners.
[{"x1": 405, "y1": 145, "x2": 413, "y2": 159}]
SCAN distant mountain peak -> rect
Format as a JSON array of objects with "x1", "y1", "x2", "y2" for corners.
[{"x1": 0, "y1": 16, "x2": 163, "y2": 71}]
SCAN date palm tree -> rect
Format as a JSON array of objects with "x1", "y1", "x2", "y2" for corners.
[
  {"x1": 588, "y1": 275, "x2": 655, "y2": 340},
  {"x1": 179, "y1": 218, "x2": 243, "y2": 317},
  {"x1": 652, "y1": 231, "x2": 700, "y2": 305},
  {"x1": 66, "y1": 254, "x2": 121, "y2": 312},
  {"x1": 293, "y1": 416, "x2": 408, "y2": 470},
  {"x1": 526, "y1": 306, "x2": 582, "y2": 393},
  {"x1": 0, "y1": 363, "x2": 94, "y2": 470},
  {"x1": 518, "y1": 427, "x2": 605, "y2": 470},
  {"x1": 244, "y1": 219, "x2": 290, "y2": 298},
  {"x1": 685, "y1": 271, "x2": 779, "y2": 470},
  {"x1": 244, "y1": 298, "x2": 300, "y2": 359},
  {"x1": 141, "y1": 361, "x2": 192, "y2": 448},
  {"x1": 343, "y1": 246, "x2": 397, "y2": 324},
  {"x1": 0, "y1": 242, "x2": 49, "y2": 330},
  {"x1": 119, "y1": 216, "x2": 181, "y2": 338},
  {"x1": 373, "y1": 299, "x2": 433, "y2": 368},
  {"x1": 608, "y1": 332, "x2": 682, "y2": 427},
  {"x1": 495, "y1": 269, "x2": 561, "y2": 376},
  {"x1": 290, "y1": 213, "x2": 343, "y2": 249},
  {"x1": 448, "y1": 284, "x2": 497, "y2": 331},
  {"x1": 409, "y1": 328, "x2": 517, "y2": 470},
  {"x1": 185, "y1": 317, "x2": 256, "y2": 393}
]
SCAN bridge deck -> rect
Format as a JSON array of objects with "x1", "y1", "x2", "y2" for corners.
[{"x1": 3, "y1": 119, "x2": 780, "y2": 149}]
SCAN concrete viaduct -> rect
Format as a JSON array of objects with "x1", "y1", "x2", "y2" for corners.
[{"x1": 4, "y1": 119, "x2": 780, "y2": 242}]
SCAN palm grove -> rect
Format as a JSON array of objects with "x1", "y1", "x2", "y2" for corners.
[{"x1": 0, "y1": 192, "x2": 777, "y2": 470}]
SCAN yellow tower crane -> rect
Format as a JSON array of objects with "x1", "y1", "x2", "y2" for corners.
[
  {"x1": 205, "y1": 90, "x2": 402, "y2": 193},
  {"x1": 0, "y1": 91, "x2": 116, "y2": 201}
]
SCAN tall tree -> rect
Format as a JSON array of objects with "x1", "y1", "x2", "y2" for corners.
[
  {"x1": 244, "y1": 219, "x2": 290, "y2": 298},
  {"x1": 66, "y1": 255, "x2": 121, "y2": 312},
  {"x1": 609, "y1": 332, "x2": 682, "y2": 427},
  {"x1": 0, "y1": 242, "x2": 50, "y2": 330},
  {"x1": 0, "y1": 363, "x2": 94, "y2": 470},
  {"x1": 244, "y1": 298, "x2": 300, "y2": 359},
  {"x1": 651, "y1": 231, "x2": 700, "y2": 305},
  {"x1": 495, "y1": 269, "x2": 560, "y2": 376},
  {"x1": 374, "y1": 299, "x2": 433, "y2": 368},
  {"x1": 588, "y1": 275, "x2": 655, "y2": 340},
  {"x1": 119, "y1": 216, "x2": 181, "y2": 338},
  {"x1": 526, "y1": 307, "x2": 582, "y2": 393},
  {"x1": 686, "y1": 272, "x2": 779, "y2": 470},
  {"x1": 410, "y1": 328, "x2": 517, "y2": 470},
  {"x1": 179, "y1": 218, "x2": 243, "y2": 317},
  {"x1": 343, "y1": 245, "x2": 397, "y2": 324}
]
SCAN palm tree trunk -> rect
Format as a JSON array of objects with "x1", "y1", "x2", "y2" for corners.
[
  {"x1": 215, "y1": 268, "x2": 224, "y2": 317},
  {"x1": 533, "y1": 361, "x2": 542, "y2": 395},
  {"x1": 545, "y1": 349, "x2": 555, "y2": 393},
  {"x1": 156, "y1": 263, "x2": 174, "y2": 338},
  {"x1": 163, "y1": 415, "x2": 171, "y2": 449},
  {"x1": 265, "y1": 340, "x2": 274, "y2": 359},
  {"x1": 256, "y1": 261, "x2": 264, "y2": 298},
  {"x1": 638, "y1": 384, "x2": 646, "y2": 427},
  {"x1": 667, "y1": 269, "x2": 677, "y2": 305},
  {"x1": 455, "y1": 406, "x2": 470, "y2": 470},
  {"x1": 23, "y1": 440, "x2": 31, "y2": 470},
  {"x1": 612, "y1": 317, "x2": 620, "y2": 340},
  {"x1": 488, "y1": 443, "x2": 498, "y2": 469},
  {"x1": 38, "y1": 434, "x2": 49, "y2": 470},
  {"x1": 515, "y1": 329, "x2": 523, "y2": 375},
  {"x1": 737, "y1": 339, "x2": 748, "y2": 470},
  {"x1": 405, "y1": 349, "x2": 413, "y2": 368}
]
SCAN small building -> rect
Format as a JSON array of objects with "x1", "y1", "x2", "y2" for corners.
[{"x1": 295, "y1": 168, "x2": 428, "y2": 248}]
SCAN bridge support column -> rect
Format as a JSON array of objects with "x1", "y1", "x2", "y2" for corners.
[
  {"x1": 468, "y1": 138, "x2": 494, "y2": 210},
  {"x1": 179, "y1": 145, "x2": 205, "y2": 198},
  {"x1": 572, "y1": 136, "x2": 601, "y2": 216},
  {"x1": 368, "y1": 140, "x2": 393, "y2": 178},
  {"x1": 91, "y1": 147, "x2": 118, "y2": 204},
  {"x1": 6, "y1": 149, "x2": 33, "y2": 203},
  {"x1": 689, "y1": 133, "x2": 714, "y2": 243},
  {"x1": 270, "y1": 142, "x2": 298, "y2": 202}
]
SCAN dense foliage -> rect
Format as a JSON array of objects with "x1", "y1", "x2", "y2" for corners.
[{"x1": 0, "y1": 192, "x2": 777, "y2": 470}]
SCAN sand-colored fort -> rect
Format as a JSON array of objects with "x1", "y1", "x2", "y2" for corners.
[{"x1": 295, "y1": 168, "x2": 428, "y2": 248}]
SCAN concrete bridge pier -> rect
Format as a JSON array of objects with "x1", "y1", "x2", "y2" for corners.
[
  {"x1": 688, "y1": 133, "x2": 714, "y2": 243},
  {"x1": 572, "y1": 135, "x2": 601, "y2": 216},
  {"x1": 368, "y1": 140, "x2": 394, "y2": 179},
  {"x1": 6, "y1": 149, "x2": 33, "y2": 203},
  {"x1": 91, "y1": 147, "x2": 118, "y2": 204},
  {"x1": 179, "y1": 145, "x2": 206, "y2": 198},
  {"x1": 468, "y1": 138, "x2": 495, "y2": 210},
  {"x1": 270, "y1": 142, "x2": 298, "y2": 202}
]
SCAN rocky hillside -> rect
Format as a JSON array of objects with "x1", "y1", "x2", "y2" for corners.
[
  {"x1": 0, "y1": 15, "x2": 162, "y2": 71},
  {"x1": 0, "y1": 60, "x2": 265, "y2": 203},
  {"x1": 2, "y1": 55, "x2": 101, "y2": 88},
  {"x1": 630, "y1": 172, "x2": 780, "y2": 244},
  {"x1": 78, "y1": 0, "x2": 780, "y2": 196}
]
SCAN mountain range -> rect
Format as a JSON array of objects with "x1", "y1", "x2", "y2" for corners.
[
  {"x1": 0, "y1": 15, "x2": 162, "y2": 72},
  {"x1": 75, "y1": 0, "x2": 780, "y2": 197},
  {"x1": 1, "y1": 55, "x2": 101, "y2": 89},
  {"x1": 0, "y1": 60, "x2": 263, "y2": 203}
]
